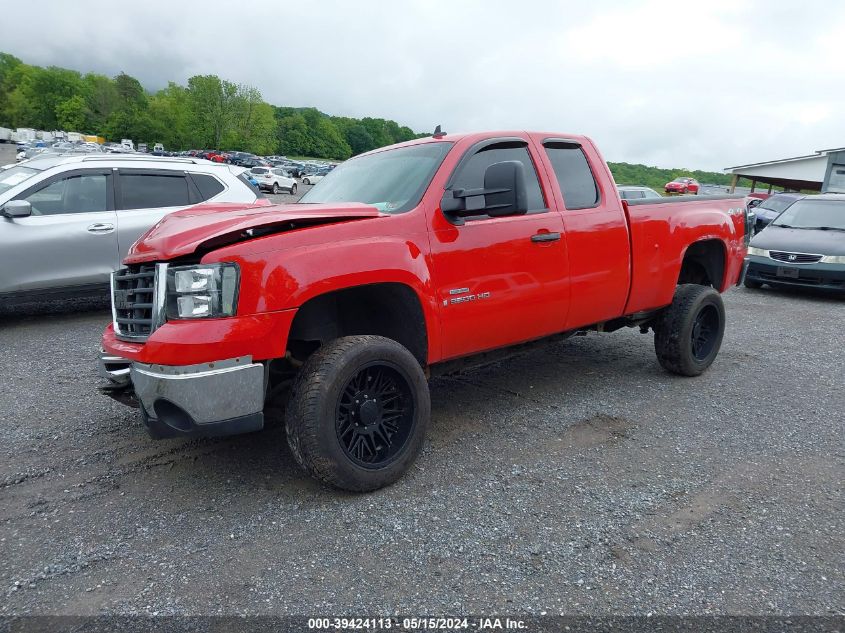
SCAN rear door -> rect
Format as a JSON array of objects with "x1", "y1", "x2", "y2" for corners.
[
  {"x1": 533, "y1": 137, "x2": 631, "y2": 329},
  {"x1": 114, "y1": 168, "x2": 197, "y2": 259},
  {"x1": 1, "y1": 168, "x2": 117, "y2": 294},
  {"x1": 429, "y1": 137, "x2": 570, "y2": 360}
]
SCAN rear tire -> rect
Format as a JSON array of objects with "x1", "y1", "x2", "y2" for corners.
[
  {"x1": 290, "y1": 183, "x2": 297, "y2": 195},
  {"x1": 654, "y1": 284, "x2": 726, "y2": 377},
  {"x1": 285, "y1": 335, "x2": 430, "y2": 492},
  {"x1": 303, "y1": 178, "x2": 310, "y2": 185}
]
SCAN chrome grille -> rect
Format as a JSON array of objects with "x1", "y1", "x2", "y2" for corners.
[
  {"x1": 769, "y1": 251, "x2": 822, "y2": 264},
  {"x1": 111, "y1": 264, "x2": 166, "y2": 341}
]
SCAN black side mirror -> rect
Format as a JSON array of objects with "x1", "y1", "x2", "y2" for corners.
[
  {"x1": 441, "y1": 160, "x2": 528, "y2": 219},
  {"x1": 2, "y1": 200, "x2": 32, "y2": 218}
]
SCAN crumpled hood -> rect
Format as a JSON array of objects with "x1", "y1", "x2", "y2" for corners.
[{"x1": 125, "y1": 202, "x2": 383, "y2": 263}]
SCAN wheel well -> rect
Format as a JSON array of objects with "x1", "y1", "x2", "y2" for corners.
[
  {"x1": 678, "y1": 240, "x2": 726, "y2": 289},
  {"x1": 287, "y1": 283, "x2": 428, "y2": 366}
]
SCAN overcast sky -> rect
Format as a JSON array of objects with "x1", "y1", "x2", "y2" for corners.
[{"x1": 4, "y1": 0, "x2": 843, "y2": 170}]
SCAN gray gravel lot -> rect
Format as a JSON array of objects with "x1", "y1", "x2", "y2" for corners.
[{"x1": 1, "y1": 286, "x2": 843, "y2": 617}]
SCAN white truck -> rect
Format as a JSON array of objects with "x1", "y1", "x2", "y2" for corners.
[
  {"x1": 13, "y1": 128, "x2": 37, "y2": 143},
  {"x1": 121, "y1": 139, "x2": 135, "y2": 151}
]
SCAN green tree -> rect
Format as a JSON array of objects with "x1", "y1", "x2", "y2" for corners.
[
  {"x1": 344, "y1": 123, "x2": 376, "y2": 155},
  {"x1": 277, "y1": 113, "x2": 314, "y2": 156},
  {"x1": 82, "y1": 73, "x2": 119, "y2": 132},
  {"x1": 186, "y1": 74, "x2": 240, "y2": 148},
  {"x1": 55, "y1": 95, "x2": 89, "y2": 131}
]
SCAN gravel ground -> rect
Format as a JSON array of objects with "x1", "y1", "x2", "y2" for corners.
[{"x1": 0, "y1": 285, "x2": 843, "y2": 617}]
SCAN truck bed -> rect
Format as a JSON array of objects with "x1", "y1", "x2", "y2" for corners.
[{"x1": 623, "y1": 194, "x2": 747, "y2": 314}]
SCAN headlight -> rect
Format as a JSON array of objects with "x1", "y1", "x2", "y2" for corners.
[
  {"x1": 820, "y1": 255, "x2": 845, "y2": 264},
  {"x1": 165, "y1": 263, "x2": 239, "y2": 320},
  {"x1": 747, "y1": 246, "x2": 769, "y2": 257}
]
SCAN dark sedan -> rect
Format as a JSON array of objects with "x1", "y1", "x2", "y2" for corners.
[
  {"x1": 752, "y1": 192, "x2": 804, "y2": 232},
  {"x1": 744, "y1": 194, "x2": 845, "y2": 293}
]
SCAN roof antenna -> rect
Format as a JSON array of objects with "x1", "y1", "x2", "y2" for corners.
[{"x1": 432, "y1": 125, "x2": 446, "y2": 138}]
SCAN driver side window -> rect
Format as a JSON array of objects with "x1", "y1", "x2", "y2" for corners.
[
  {"x1": 23, "y1": 174, "x2": 108, "y2": 216},
  {"x1": 450, "y1": 143, "x2": 546, "y2": 216}
]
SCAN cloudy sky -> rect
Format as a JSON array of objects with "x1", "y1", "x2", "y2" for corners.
[{"x1": 4, "y1": 0, "x2": 843, "y2": 170}]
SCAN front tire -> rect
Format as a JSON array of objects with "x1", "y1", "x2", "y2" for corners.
[
  {"x1": 654, "y1": 284, "x2": 726, "y2": 376},
  {"x1": 285, "y1": 335, "x2": 430, "y2": 492},
  {"x1": 744, "y1": 278, "x2": 763, "y2": 289},
  {"x1": 272, "y1": 183, "x2": 280, "y2": 194}
]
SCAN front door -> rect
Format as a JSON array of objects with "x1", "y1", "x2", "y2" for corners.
[
  {"x1": 428, "y1": 139, "x2": 570, "y2": 360},
  {"x1": 1, "y1": 169, "x2": 117, "y2": 295}
]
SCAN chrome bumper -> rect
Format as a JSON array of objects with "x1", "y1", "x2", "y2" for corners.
[
  {"x1": 98, "y1": 351, "x2": 132, "y2": 388},
  {"x1": 98, "y1": 351, "x2": 266, "y2": 437}
]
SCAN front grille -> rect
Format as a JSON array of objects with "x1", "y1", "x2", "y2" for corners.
[
  {"x1": 769, "y1": 251, "x2": 822, "y2": 264},
  {"x1": 112, "y1": 264, "x2": 159, "y2": 341}
]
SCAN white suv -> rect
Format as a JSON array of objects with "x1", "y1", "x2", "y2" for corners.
[
  {"x1": 0, "y1": 153, "x2": 263, "y2": 303},
  {"x1": 250, "y1": 166, "x2": 297, "y2": 195}
]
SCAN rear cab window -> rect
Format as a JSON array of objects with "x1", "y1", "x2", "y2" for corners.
[{"x1": 543, "y1": 142, "x2": 599, "y2": 209}]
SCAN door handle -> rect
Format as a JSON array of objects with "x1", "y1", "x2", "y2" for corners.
[
  {"x1": 87, "y1": 223, "x2": 115, "y2": 234},
  {"x1": 531, "y1": 231, "x2": 560, "y2": 243}
]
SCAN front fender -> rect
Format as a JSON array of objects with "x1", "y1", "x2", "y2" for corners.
[{"x1": 204, "y1": 233, "x2": 443, "y2": 363}]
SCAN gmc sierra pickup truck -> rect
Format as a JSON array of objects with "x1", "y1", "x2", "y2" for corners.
[{"x1": 98, "y1": 131, "x2": 750, "y2": 491}]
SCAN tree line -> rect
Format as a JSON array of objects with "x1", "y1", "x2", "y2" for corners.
[
  {"x1": 608, "y1": 161, "x2": 733, "y2": 190},
  {"x1": 0, "y1": 52, "x2": 423, "y2": 159}
]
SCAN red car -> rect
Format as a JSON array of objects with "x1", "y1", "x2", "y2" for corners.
[
  {"x1": 665, "y1": 177, "x2": 700, "y2": 195},
  {"x1": 98, "y1": 130, "x2": 749, "y2": 491}
]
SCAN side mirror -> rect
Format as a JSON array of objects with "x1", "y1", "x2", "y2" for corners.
[
  {"x1": 441, "y1": 160, "x2": 528, "y2": 219},
  {"x1": 2, "y1": 200, "x2": 32, "y2": 218}
]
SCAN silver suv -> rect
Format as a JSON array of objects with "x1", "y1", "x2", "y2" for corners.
[{"x1": 0, "y1": 154, "x2": 262, "y2": 303}]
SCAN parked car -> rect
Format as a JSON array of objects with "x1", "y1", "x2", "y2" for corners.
[
  {"x1": 745, "y1": 193, "x2": 845, "y2": 293},
  {"x1": 664, "y1": 177, "x2": 700, "y2": 195},
  {"x1": 751, "y1": 192, "x2": 803, "y2": 232},
  {"x1": 618, "y1": 185, "x2": 662, "y2": 200},
  {"x1": 97, "y1": 130, "x2": 749, "y2": 492},
  {"x1": 250, "y1": 167, "x2": 297, "y2": 194},
  {"x1": 0, "y1": 154, "x2": 268, "y2": 304},
  {"x1": 301, "y1": 168, "x2": 329, "y2": 185},
  {"x1": 287, "y1": 163, "x2": 308, "y2": 178}
]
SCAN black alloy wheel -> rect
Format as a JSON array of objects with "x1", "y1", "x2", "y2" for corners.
[
  {"x1": 690, "y1": 304, "x2": 720, "y2": 361},
  {"x1": 335, "y1": 362, "x2": 415, "y2": 468},
  {"x1": 654, "y1": 284, "x2": 726, "y2": 376},
  {"x1": 285, "y1": 335, "x2": 430, "y2": 491}
]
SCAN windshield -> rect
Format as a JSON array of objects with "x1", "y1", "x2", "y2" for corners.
[
  {"x1": 0, "y1": 165, "x2": 41, "y2": 195},
  {"x1": 759, "y1": 195, "x2": 799, "y2": 214},
  {"x1": 772, "y1": 199, "x2": 845, "y2": 230},
  {"x1": 299, "y1": 141, "x2": 453, "y2": 213}
]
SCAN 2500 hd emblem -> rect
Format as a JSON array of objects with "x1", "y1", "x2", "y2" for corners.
[{"x1": 444, "y1": 289, "x2": 491, "y2": 306}]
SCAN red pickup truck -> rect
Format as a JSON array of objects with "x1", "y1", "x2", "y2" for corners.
[{"x1": 99, "y1": 131, "x2": 750, "y2": 491}]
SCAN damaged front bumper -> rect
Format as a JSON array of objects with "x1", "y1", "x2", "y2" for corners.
[{"x1": 98, "y1": 350, "x2": 266, "y2": 439}]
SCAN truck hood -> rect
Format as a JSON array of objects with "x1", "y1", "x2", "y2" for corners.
[{"x1": 125, "y1": 202, "x2": 384, "y2": 263}]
